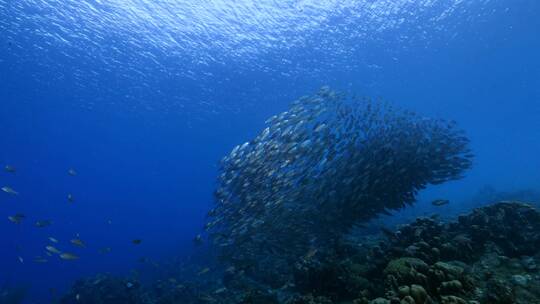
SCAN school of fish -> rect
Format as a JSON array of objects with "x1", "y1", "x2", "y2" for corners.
[{"x1": 204, "y1": 87, "x2": 474, "y2": 269}]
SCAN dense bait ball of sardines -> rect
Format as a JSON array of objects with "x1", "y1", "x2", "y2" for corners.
[{"x1": 205, "y1": 87, "x2": 473, "y2": 269}]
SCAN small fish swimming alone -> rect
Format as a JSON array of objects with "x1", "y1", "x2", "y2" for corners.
[
  {"x1": 2, "y1": 186, "x2": 18, "y2": 195},
  {"x1": 199, "y1": 295, "x2": 216, "y2": 302},
  {"x1": 35, "y1": 220, "x2": 52, "y2": 228},
  {"x1": 4, "y1": 165, "x2": 16, "y2": 173},
  {"x1": 193, "y1": 234, "x2": 203, "y2": 245},
  {"x1": 48, "y1": 237, "x2": 59, "y2": 243},
  {"x1": 60, "y1": 252, "x2": 79, "y2": 260},
  {"x1": 432, "y1": 199, "x2": 450, "y2": 206},
  {"x1": 17, "y1": 256, "x2": 24, "y2": 263},
  {"x1": 70, "y1": 239, "x2": 85, "y2": 247},
  {"x1": 46, "y1": 245, "x2": 62, "y2": 254},
  {"x1": 430, "y1": 213, "x2": 441, "y2": 220},
  {"x1": 197, "y1": 267, "x2": 210, "y2": 276},
  {"x1": 33, "y1": 256, "x2": 48, "y2": 263},
  {"x1": 67, "y1": 194, "x2": 74, "y2": 203},
  {"x1": 304, "y1": 248, "x2": 318, "y2": 260},
  {"x1": 68, "y1": 168, "x2": 77, "y2": 176},
  {"x1": 132, "y1": 239, "x2": 142, "y2": 245},
  {"x1": 8, "y1": 214, "x2": 25, "y2": 224}
]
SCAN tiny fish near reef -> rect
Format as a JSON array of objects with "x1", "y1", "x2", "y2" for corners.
[
  {"x1": 205, "y1": 87, "x2": 473, "y2": 275},
  {"x1": 432, "y1": 199, "x2": 450, "y2": 206}
]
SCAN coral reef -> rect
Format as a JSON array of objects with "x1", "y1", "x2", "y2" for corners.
[
  {"x1": 60, "y1": 201, "x2": 540, "y2": 304},
  {"x1": 287, "y1": 202, "x2": 540, "y2": 304}
]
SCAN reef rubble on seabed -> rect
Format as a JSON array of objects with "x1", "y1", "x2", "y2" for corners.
[{"x1": 60, "y1": 201, "x2": 540, "y2": 304}]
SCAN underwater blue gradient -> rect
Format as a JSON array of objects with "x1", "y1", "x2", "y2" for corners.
[{"x1": 0, "y1": 0, "x2": 539, "y2": 302}]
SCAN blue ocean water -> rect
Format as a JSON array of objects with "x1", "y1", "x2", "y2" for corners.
[{"x1": 0, "y1": 0, "x2": 539, "y2": 302}]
